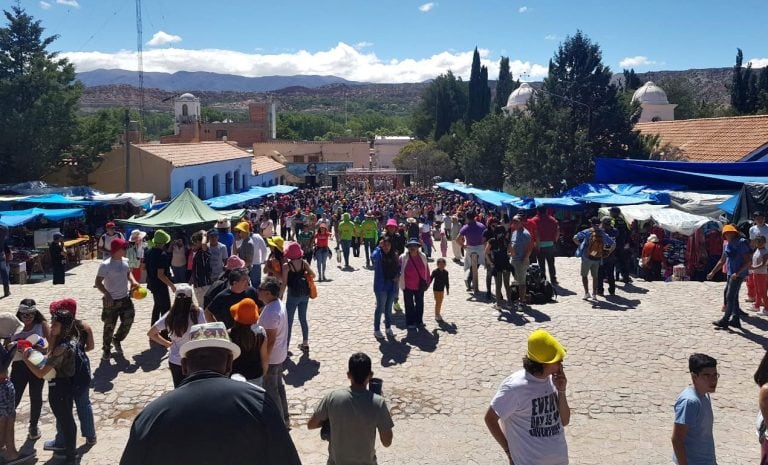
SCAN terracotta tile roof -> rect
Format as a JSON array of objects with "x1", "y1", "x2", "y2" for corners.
[
  {"x1": 251, "y1": 156, "x2": 285, "y2": 175},
  {"x1": 635, "y1": 115, "x2": 768, "y2": 162},
  {"x1": 136, "y1": 142, "x2": 251, "y2": 167}
]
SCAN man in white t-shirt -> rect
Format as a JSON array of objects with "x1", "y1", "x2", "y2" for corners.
[
  {"x1": 484, "y1": 329, "x2": 570, "y2": 465},
  {"x1": 95, "y1": 237, "x2": 139, "y2": 361},
  {"x1": 748, "y1": 211, "x2": 768, "y2": 303},
  {"x1": 256, "y1": 276, "x2": 289, "y2": 428}
]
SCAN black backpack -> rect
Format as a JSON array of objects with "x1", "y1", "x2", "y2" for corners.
[
  {"x1": 526, "y1": 264, "x2": 556, "y2": 304},
  {"x1": 287, "y1": 262, "x2": 310, "y2": 297},
  {"x1": 72, "y1": 338, "x2": 92, "y2": 388}
]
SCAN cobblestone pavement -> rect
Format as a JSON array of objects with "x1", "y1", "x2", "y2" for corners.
[{"x1": 1, "y1": 253, "x2": 763, "y2": 464}]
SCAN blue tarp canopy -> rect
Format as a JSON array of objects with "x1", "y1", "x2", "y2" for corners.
[
  {"x1": 719, "y1": 195, "x2": 739, "y2": 215},
  {"x1": 15, "y1": 194, "x2": 96, "y2": 206},
  {"x1": 204, "y1": 185, "x2": 298, "y2": 210},
  {"x1": 473, "y1": 190, "x2": 521, "y2": 207},
  {"x1": 0, "y1": 208, "x2": 85, "y2": 227},
  {"x1": 595, "y1": 158, "x2": 768, "y2": 189},
  {"x1": 560, "y1": 183, "x2": 675, "y2": 205}
]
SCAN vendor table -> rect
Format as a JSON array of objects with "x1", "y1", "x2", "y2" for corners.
[{"x1": 63, "y1": 236, "x2": 90, "y2": 266}]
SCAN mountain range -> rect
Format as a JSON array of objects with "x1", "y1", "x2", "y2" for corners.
[{"x1": 76, "y1": 69, "x2": 356, "y2": 93}]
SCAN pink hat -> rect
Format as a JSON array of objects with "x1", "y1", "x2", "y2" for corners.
[
  {"x1": 284, "y1": 241, "x2": 303, "y2": 260},
  {"x1": 386, "y1": 219, "x2": 397, "y2": 228},
  {"x1": 225, "y1": 255, "x2": 246, "y2": 270}
]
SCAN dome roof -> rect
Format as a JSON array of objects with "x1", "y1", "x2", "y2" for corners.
[
  {"x1": 505, "y1": 82, "x2": 535, "y2": 110},
  {"x1": 178, "y1": 92, "x2": 197, "y2": 100},
  {"x1": 631, "y1": 81, "x2": 669, "y2": 105}
]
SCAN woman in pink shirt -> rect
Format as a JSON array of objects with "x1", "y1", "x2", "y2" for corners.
[{"x1": 399, "y1": 238, "x2": 430, "y2": 330}]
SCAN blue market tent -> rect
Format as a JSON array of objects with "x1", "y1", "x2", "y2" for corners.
[
  {"x1": 559, "y1": 183, "x2": 675, "y2": 205},
  {"x1": 719, "y1": 195, "x2": 739, "y2": 215},
  {"x1": 472, "y1": 190, "x2": 521, "y2": 208},
  {"x1": 595, "y1": 158, "x2": 768, "y2": 190},
  {"x1": 0, "y1": 208, "x2": 85, "y2": 227},
  {"x1": 15, "y1": 194, "x2": 96, "y2": 206},
  {"x1": 204, "y1": 185, "x2": 298, "y2": 210}
]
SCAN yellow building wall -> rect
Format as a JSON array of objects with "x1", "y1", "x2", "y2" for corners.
[{"x1": 89, "y1": 147, "x2": 172, "y2": 199}]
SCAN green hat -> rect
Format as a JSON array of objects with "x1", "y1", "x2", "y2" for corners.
[{"x1": 153, "y1": 229, "x2": 171, "y2": 246}]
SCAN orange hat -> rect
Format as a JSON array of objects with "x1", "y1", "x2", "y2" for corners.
[
  {"x1": 722, "y1": 224, "x2": 738, "y2": 236},
  {"x1": 230, "y1": 298, "x2": 259, "y2": 325}
]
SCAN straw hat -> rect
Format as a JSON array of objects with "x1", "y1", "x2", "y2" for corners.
[{"x1": 180, "y1": 322, "x2": 241, "y2": 360}]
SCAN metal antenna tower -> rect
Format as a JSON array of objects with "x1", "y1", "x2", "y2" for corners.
[{"x1": 135, "y1": 0, "x2": 144, "y2": 136}]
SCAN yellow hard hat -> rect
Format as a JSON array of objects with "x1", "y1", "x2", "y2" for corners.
[{"x1": 527, "y1": 329, "x2": 566, "y2": 364}]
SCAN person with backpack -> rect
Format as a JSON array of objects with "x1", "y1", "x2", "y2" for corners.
[
  {"x1": 597, "y1": 217, "x2": 619, "y2": 297},
  {"x1": 148, "y1": 284, "x2": 206, "y2": 387},
  {"x1": 573, "y1": 217, "x2": 615, "y2": 301},
  {"x1": 229, "y1": 298, "x2": 268, "y2": 386},
  {"x1": 22, "y1": 309, "x2": 79, "y2": 465},
  {"x1": 280, "y1": 242, "x2": 315, "y2": 353},
  {"x1": 509, "y1": 216, "x2": 533, "y2": 305},
  {"x1": 44, "y1": 299, "x2": 97, "y2": 452},
  {"x1": 486, "y1": 223, "x2": 514, "y2": 309},
  {"x1": 97, "y1": 222, "x2": 124, "y2": 260},
  {"x1": 709, "y1": 224, "x2": 753, "y2": 331}
]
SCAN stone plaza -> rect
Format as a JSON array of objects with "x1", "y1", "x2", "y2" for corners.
[{"x1": 1, "y1": 252, "x2": 762, "y2": 464}]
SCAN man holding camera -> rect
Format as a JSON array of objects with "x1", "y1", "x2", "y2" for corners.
[{"x1": 308, "y1": 352, "x2": 394, "y2": 465}]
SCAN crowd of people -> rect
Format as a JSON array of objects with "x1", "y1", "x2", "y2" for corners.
[{"x1": 3, "y1": 184, "x2": 768, "y2": 464}]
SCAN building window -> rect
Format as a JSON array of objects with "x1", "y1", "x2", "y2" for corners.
[
  {"x1": 197, "y1": 177, "x2": 206, "y2": 199},
  {"x1": 216, "y1": 129, "x2": 228, "y2": 140},
  {"x1": 293, "y1": 155, "x2": 304, "y2": 163},
  {"x1": 225, "y1": 171, "x2": 233, "y2": 194},
  {"x1": 242, "y1": 174, "x2": 248, "y2": 190},
  {"x1": 182, "y1": 104, "x2": 189, "y2": 117},
  {"x1": 212, "y1": 174, "x2": 220, "y2": 197},
  {"x1": 184, "y1": 179, "x2": 193, "y2": 191},
  {"x1": 308, "y1": 155, "x2": 320, "y2": 163},
  {"x1": 234, "y1": 169, "x2": 241, "y2": 191}
]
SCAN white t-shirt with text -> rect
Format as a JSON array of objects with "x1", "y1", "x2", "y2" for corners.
[{"x1": 490, "y1": 369, "x2": 568, "y2": 465}]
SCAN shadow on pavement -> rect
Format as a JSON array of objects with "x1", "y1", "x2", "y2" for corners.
[
  {"x1": 284, "y1": 352, "x2": 320, "y2": 387},
  {"x1": 92, "y1": 356, "x2": 132, "y2": 393},
  {"x1": 519, "y1": 305, "x2": 552, "y2": 322},
  {"x1": 402, "y1": 327, "x2": 438, "y2": 352},
  {"x1": 618, "y1": 283, "x2": 650, "y2": 294},
  {"x1": 379, "y1": 337, "x2": 411, "y2": 367},
  {"x1": 554, "y1": 285, "x2": 577, "y2": 297},
  {"x1": 591, "y1": 295, "x2": 641, "y2": 311},
  {"x1": 435, "y1": 320, "x2": 458, "y2": 335},
  {"x1": 734, "y1": 325, "x2": 768, "y2": 348},
  {"x1": 391, "y1": 311, "x2": 407, "y2": 330},
  {"x1": 130, "y1": 345, "x2": 167, "y2": 373}
]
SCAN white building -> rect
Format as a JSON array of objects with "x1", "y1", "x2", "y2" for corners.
[
  {"x1": 632, "y1": 81, "x2": 677, "y2": 123},
  {"x1": 173, "y1": 93, "x2": 201, "y2": 135},
  {"x1": 503, "y1": 82, "x2": 535, "y2": 114}
]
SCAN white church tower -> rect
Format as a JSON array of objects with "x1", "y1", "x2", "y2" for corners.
[
  {"x1": 632, "y1": 81, "x2": 677, "y2": 123},
  {"x1": 173, "y1": 93, "x2": 201, "y2": 135}
]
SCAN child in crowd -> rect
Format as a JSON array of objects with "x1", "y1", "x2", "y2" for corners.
[
  {"x1": 430, "y1": 258, "x2": 449, "y2": 322},
  {"x1": 751, "y1": 235, "x2": 768, "y2": 314},
  {"x1": 439, "y1": 225, "x2": 448, "y2": 258}
]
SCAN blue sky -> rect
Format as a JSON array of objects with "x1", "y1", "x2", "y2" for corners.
[{"x1": 17, "y1": 0, "x2": 768, "y2": 82}]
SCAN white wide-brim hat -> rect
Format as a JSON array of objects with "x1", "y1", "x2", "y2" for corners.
[{"x1": 180, "y1": 322, "x2": 241, "y2": 360}]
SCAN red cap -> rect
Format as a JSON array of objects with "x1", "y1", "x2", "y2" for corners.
[
  {"x1": 110, "y1": 237, "x2": 129, "y2": 254},
  {"x1": 105, "y1": 221, "x2": 116, "y2": 229},
  {"x1": 49, "y1": 298, "x2": 77, "y2": 317}
]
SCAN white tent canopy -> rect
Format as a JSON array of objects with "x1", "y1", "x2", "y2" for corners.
[
  {"x1": 668, "y1": 191, "x2": 735, "y2": 219},
  {"x1": 600, "y1": 204, "x2": 719, "y2": 236}
]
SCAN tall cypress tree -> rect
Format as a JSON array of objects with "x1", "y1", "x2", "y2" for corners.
[
  {"x1": 731, "y1": 49, "x2": 746, "y2": 113},
  {"x1": 495, "y1": 57, "x2": 519, "y2": 112},
  {"x1": 466, "y1": 47, "x2": 489, "y2": 125}
]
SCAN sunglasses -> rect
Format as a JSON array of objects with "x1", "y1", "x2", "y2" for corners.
[{"x1": 19, "y1": 311, "x2": 36, "y2": 317}]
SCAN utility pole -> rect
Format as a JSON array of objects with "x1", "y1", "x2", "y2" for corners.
[{"x1": 125, "y1": 109, "x2": 131, "y2": 191}]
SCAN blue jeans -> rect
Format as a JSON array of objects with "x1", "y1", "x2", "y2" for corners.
[
  {"x1": 55, "y1": 382, "x2": 95, "y2": 443},
  {"x1": 315, "y1": 248, "x2": 329, "y2": 277},
  {"x1": 403, "y1": 289, "x2": 425, "y2": 327},
  {"x1": 374, "y1": 290, "x2": 396, "y2": 331},
  {"x1": 341, "y1": 239, "x2": 352, "y2": 266},
  {"x1": 250, "y1": 264, "x2": 262, "y2": 288},
  {"x1": 719, "y1": 275, "x2": 744, "y2": 327},
  {"x1": 171, "y1": 266, "x2": 187, "y2": 284},
  {"x1": 363, "y1": 238, "x2": 376, "y2": 265},
  {"x1": 285, "y1": 293, "x2": 310, "y2": 346}
]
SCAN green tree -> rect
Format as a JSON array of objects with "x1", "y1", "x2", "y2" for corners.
[
  {"x1": 67, "y1": 110, "x2": 122, "y2": 183},
  {"x1": 622, "y1": 68, "x2": 642, "y2": 91},
  {"x1": 393, "y1": 140, "x2": 455, "y2": 185},
  {"x1": 412, "y1": 71, "x2": 468, "y2": 141},
  {"x1": 458, "y1": 113, "x2": 512, "y2": 190},
  {"x1": 0, "y1": 6, "x2": 81, "y2": 182},
  {"x1": 731, "y1": 48, "x2": 750, "y2": 114},
  {"x1": 466, "y1": 47, "x2": 490, "y2": 125},
  {"x1": 494, "y1": 56, "x2": 519, "y2": 113},
  {"x1": 656, "y1": 77, "x2": 718, "y2": 120}
]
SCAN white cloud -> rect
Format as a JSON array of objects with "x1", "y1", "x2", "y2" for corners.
[
  {"x1": 55, "y1": 0, "x2": 79, "y2": 7},
  {"x1": 64, "y1": 42, "x2": 549, "y2": 84},
  {"x1": 355, "y1": 41, "x2": 374, "y2": 50},
  {"x1": 518, "y1": 6, "x2": 529, "y2": 13},
  {"x1": 748, "y1": 58, "x2": 768, "y2": 68},
  {"x1": 146, "y1": 31, "x2": 182, "y2": 47},
  {"x1": 544, "y1": 34, "x2": 558, "y2": 41},
  {"x1": 619, "y1": 55, "x2": 657, "y2": 68},
  {"x1": 39, "y1": 1, "x2": 51, "y2": 9},
  {"x1": 419, "y1": 2, "x2": 435, "y2": 12}
]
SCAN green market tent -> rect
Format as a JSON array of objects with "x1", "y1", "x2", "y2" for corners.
[{"x1": 116, "y1": 189, "x2": 245, "y2": 229}]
